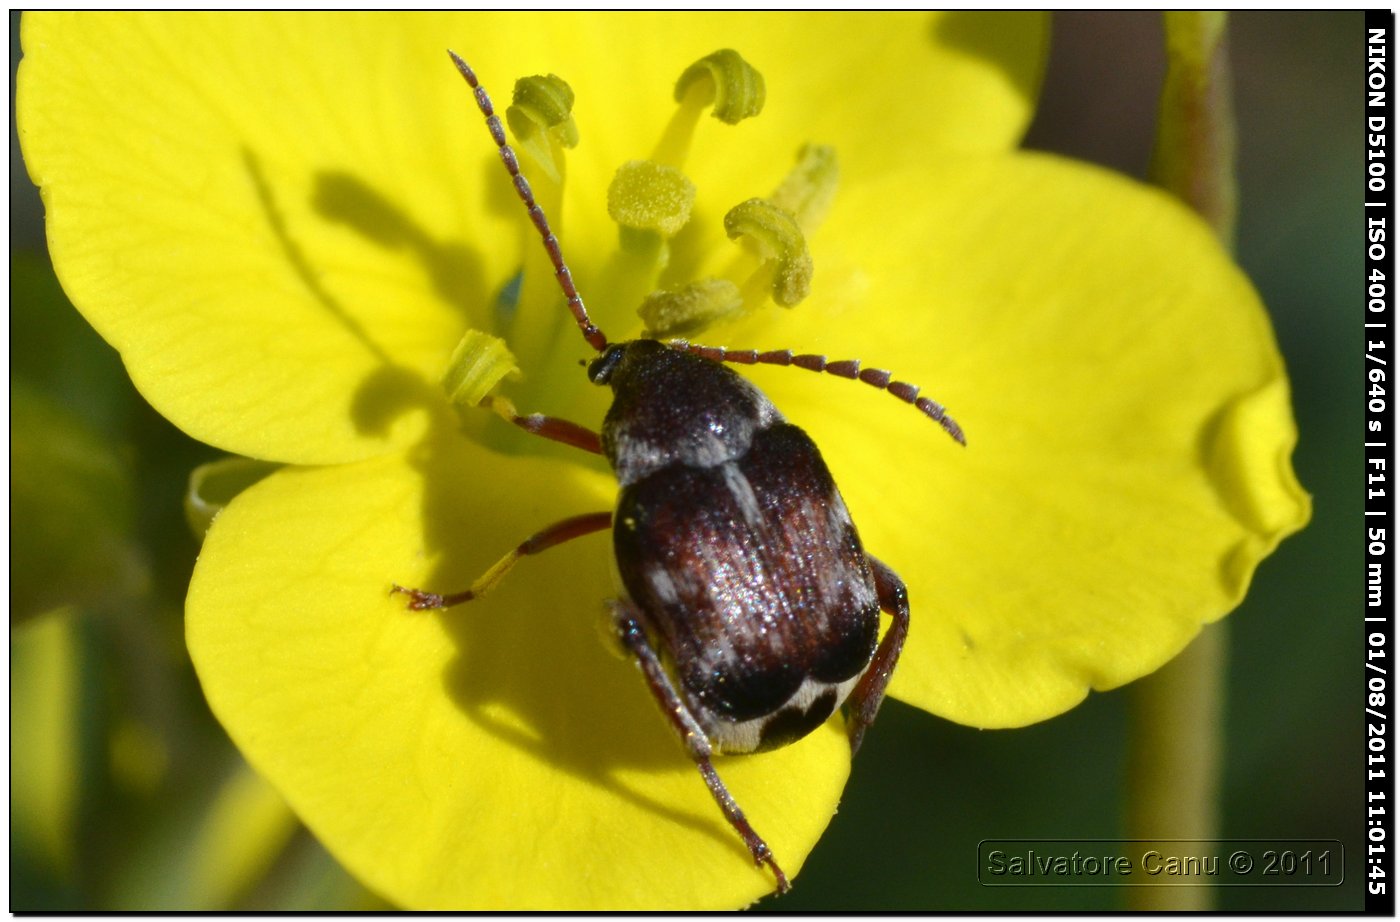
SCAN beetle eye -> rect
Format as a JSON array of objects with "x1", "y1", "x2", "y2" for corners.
[{"x1": 587, "y1": 344, "x2": 627, "y2": 385}]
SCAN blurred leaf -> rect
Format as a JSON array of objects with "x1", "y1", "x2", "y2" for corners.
[
  {"x1": 188, "y1": 766, "x2": 301, "y2": 909},
  {"x1": 108, "y1": 717, "x2": 170, "y2": 798},
  {"x1": 12, "y1": 610, "x2": 85, "y2": 883},
  {"x1": 11, "y1": 250, "x2": 134, "y2": 437},
  {"x1": 11, "y1": 380, "x2": 149, "y2": 622},
  {"x1": 108, "y1": 759, "x2": 298, "y2": 909},
  {"x1": 235, "y1": 827, "x2": 391, "y2": 911}
]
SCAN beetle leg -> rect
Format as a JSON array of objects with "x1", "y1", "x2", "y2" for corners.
[
  {"x1": 392, "y1": 512, "x2": 612, "y2": 610},
  {"x1": 844, "y1": 555, "x2": 910, "y2": 756},
  {"x1": 481, "y1": 394, "x2": 602, "y2": 455},
  {"x1": 609, "y1": 599, "x2": 791, "y2": 894}
]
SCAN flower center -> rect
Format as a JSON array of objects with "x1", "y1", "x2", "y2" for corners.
[
  {"x1": 607, "y1": 50, "x2": 839, "y2": 342},
  {"x1": 454, "y1": 50, "x2": 842, "y2": 438}
]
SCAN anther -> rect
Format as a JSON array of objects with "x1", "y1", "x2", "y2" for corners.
[
  {"x1": 724, "y1": 199, "x2": 813, "y2": 307},
  {"x1": 639, "y1": 278, "x2": 744, "y2": 338},
  {"x1": 506, "y1": 74, "x2": 579, "y2": 185},
  {"x1": 674, "y1": 49, "x2": 766, "y2": 125},
  {"x1": 441, "y1": 330, "x2": 521, "y2": 411},
  {"x1": 652, "y1": 49, "x2": 766, "y2": 168},
  {"x1": 507, "y1": 74, "x2": 578, "y2": 143},
  {"x1": 607, "y1": 160, "x2": 697, "y2": 239}
]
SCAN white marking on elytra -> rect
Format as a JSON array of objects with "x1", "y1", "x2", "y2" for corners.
[
  {"x1": 818, "y1": 488, "x2": 876, "y2": 611},
  {"x1": 704, "y1": 673, "x2": 862, "y2": 755},
  {"x1": 721, "y1": 462, "x2": 767, "y2": 531},
  {"x1": 646, "y1": 565, "x2": 682, "y2": 606}
]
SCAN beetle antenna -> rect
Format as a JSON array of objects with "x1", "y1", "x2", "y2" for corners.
[
  {"x1": 669, "y1": 340, "x2": 966, "y2": 445},
  {"x1": 449, "y1": 51, "x2": 608, "y2": 353}
]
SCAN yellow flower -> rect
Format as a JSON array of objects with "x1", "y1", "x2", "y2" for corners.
[{"x1": 18, "y1": 11, "x2": 1309, "y2": 909}]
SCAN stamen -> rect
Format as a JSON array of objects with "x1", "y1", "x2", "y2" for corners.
[
  {"x1": 607, "y1": 160, "x2": 697, "y2": 239},
  {"x1": 652, "y1": 49, "x2": 766, "y2": 168},
  {"x1": 723, "y1": 199, "x2": 813, "y2": 307},
  {"x1": 769, "y1": 144, "x2": 839, "y2": 232},
  {"x1": 505, "y1": 74, "x2": 578, "y2": 185},
  {"x1": 639, "y1": 278, "x2": 744, "y2": 337},
  {"x1": 490, "y1": 71, "x2": 585, "y2": 363},
  {"x1": 674, "y1": 49, "x2": 766, "y2": 126},
  {"x1": 441, "y1": 329, "x2": 520, "y2": 411}
]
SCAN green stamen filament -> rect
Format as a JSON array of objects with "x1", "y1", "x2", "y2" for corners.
[
  {"x1": 600, "y1": 160, "x2": 698, "y2": 329},
  {"x1": 723, "y1": 198, "x2": 813, "y2": 307},
  {"x1": 699, "y1": 147, "x2": 836, "y2": 319},
  {"x1": 638, "y1": 278, "x2": 744, "y2": 338},
  {"x1": 769, "y1": 144, "x2": 839, "y2": 232}
]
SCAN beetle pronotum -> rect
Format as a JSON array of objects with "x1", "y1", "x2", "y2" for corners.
[{"x1": 393, "y1": 51, "x2": 965, "y2": 894}]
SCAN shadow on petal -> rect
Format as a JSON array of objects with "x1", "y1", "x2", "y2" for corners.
[
  {"x1": 402, "y1": 422, "x2": 770, "y2": 857},
  {"x1": 313, "y1": 171, "x2": 487, "y2": 325},
  {"x1": 351, "y1": 365, "x2": 447, "y2": 438},
  {"x1": 244, "y1": 148, "x2": 394, "y2": 365},
  {"x1": 245, "y1": 150, "x2": 514, "y2": 455},
  {"x1": 928, "y1": 11, "x2": 1046, "y2": 114}
]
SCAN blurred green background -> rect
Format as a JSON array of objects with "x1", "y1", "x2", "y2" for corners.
[{"x1": 10, "y1": 11, "x2": 1365, "y2": 910}]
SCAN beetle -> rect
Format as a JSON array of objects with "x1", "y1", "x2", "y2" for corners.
[{"x1": 392, "y1": 51, "x2": 965, "y2": 894}]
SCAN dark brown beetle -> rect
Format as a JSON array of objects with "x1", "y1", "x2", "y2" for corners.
[{"x1": 393, "y1": 52, "x2": 965, "y2": 894}]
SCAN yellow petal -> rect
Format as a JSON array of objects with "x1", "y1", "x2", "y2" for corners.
[
  {"x1": 718, "y1": 154, "x2": 1309, "y2": 728},
  {"x1": 186, "y1": 431, "x2": 851, "y2": 908},
  {"x1": 18, "y1": 12, "x2": 1044, "y2": 464},
  {"x1": 19, "y1": 13, "x2": 477, "y2": 462}
]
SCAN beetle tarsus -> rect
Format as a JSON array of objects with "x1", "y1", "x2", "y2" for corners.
[
  {"x1": 389, "y1": 584, "x2": 449, "y2": 610},
  {"x1": 391, "y1": 513, "x2": 611, "y2": 614},
  {"x1": 755, "y1": 845, "x2": 791, "y2": 894}
]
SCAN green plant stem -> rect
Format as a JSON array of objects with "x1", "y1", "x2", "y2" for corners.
[
  {"x1": 1149, "y1": 11, "x2": 1238, "y2": 247},
  {"x1": 1127, "y1": 11, "x2": 1238, "y2": 912},
  {"x1": 1126, "y1": 628, "x2": 1228, "y2": 910}
]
